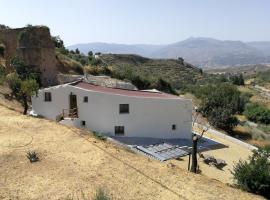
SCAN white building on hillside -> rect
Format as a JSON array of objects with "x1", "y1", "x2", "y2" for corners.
[{"x1": 31, "y1": 81, "x2": 192, "y2": 139}]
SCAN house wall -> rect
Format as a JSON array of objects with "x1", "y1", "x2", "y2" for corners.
[{"x1": 31, "y1": 85, "x2": 192, "y2": 139}]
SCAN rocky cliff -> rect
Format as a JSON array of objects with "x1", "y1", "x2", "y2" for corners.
[{"x1": 0, "y1": 26, "x2": 59, "y2": 86}]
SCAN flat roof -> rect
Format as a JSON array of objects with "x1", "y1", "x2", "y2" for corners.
[{"x1": 71, "y1": 81, "x2": 179, "y2": 99}]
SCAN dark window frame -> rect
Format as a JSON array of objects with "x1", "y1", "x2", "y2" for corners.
[
  {"x1": 115, "y1": 126, "x2": 125, "y2": 135},
  {"x1": 81, "y1": 120, "x2": 86, "y2": 126},
  {"x1": 44, "y1": 92, "x2": 52, "y2": 102},
  {"x1": 83, "y1": 96, "x2": 88, "y2": 103},
  {"x1": 119, "y1": 104, "x2": 129, "y2": 114},
  {"x1": 172, "y1": 124, "x2": 177, "y2": 130}
]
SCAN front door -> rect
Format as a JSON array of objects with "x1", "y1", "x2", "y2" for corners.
[{"x1": 69, "y1": 94, "x2": 78, "y2": 117}]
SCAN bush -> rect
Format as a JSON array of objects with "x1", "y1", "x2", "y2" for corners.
[
  {"x1": 26, "y1": 151, "x2": 39, "y2": 163},
  {"x1": 151, "y1": 78, "x2": 177, "y2": 95},
  {"x1": 232, "y1": 147, "x2": 270, "y2": 198},
  {"x1": 0, "y1": 64, "x2": 6, "y2": 84},
  {"x1": 51, "y1": 36, "x2": 64, "y2": 48},
  {"x1": 208, "y1": 107, "x2": 238, "y2": 132},
  {"x1": 244, "y1": 103, "x2": 270, "y2": 124},
  {"x1": 197, "y1": 83, "x2": 244, "y2": 132},
  {"x1": 93, "y1": 188, "x2": 110, "y2": 200},
  {"x1": 230, "y1": 74, "x2": 244, "y2": 85}
]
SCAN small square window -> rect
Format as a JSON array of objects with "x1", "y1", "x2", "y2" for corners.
[
  {"x1": 115, "y1": 126, "x2": 124, "y2": 135},
  {"x1": 172, "y1": 124, "x2": 176, "y2": 130},
  {"x1": 81, "y1": 120, "x2": 86, "y2": 126},
  {"x1": 119, "y1": 104, "x2": 129, "y2": 114},
  {"x1": 83, "y1": 96, "x2": 88, "y2": 102},
  {"x1": 44, "y1": 92, "x2": 52, "y2": 102}
]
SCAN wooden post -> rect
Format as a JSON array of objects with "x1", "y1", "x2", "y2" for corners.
[
  {"x1": 191, "y1": 135, "x2": 198, "y2": 173},
  {"x1": 188, "y1": 153, "x2": 191, "y2": 171}
]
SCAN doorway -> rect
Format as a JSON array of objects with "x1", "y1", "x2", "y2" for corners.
[{"x1": 69, "y1": 94, "x2": 78, "y2": 117}]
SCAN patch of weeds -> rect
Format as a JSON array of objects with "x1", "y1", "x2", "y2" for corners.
[
  {"x1": 93, "y1": 132, "x2": 107, "y2": 141},
  {"x1": 122, "y1": 146, "x2": 136, "y2": 154},
  {"x1": 94, "y1": 188, "x2": 110, "y2": 200},
  {"x1": 26, "y1": 151, "x2": 39, "y2": 163}
]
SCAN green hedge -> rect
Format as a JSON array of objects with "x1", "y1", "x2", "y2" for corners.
[{"x1": 244, "y1": 103, "x2": 270, "y2": 124}]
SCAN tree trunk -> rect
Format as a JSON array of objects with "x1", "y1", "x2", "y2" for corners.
[
  {"x1": 23, "y1": 95, "x2": 28, "y2": 115},
  {"x1": 191, "y1": 135, "x2": 198, "y2": 173}
]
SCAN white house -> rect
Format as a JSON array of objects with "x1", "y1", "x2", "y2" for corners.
[{"x1": 31, "y1": 81, "x2": 192, "y2": 139}]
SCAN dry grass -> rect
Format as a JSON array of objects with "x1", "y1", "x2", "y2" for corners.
[
  {"x1": 250, "y1": 95, "x2": 270, "y2": 109},
  {"x1": 0, "y1": 85, "x2": 23, "y2": 112},
  {"x1": 0, "y1": 105, "x2": 263, "y2": 199}
]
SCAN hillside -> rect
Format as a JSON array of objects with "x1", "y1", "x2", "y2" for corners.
[
  {"x1": 247, "y1": 41, "x2": 270, "y2": 56},
  {"x1": 205, "y1": 64, "x2": 270, "y2": 75},
  {"x1": 99, "y1": 54, "x2": 204, "y2": 89},
  {"x1": 151, "y1": 38, "x2": 269, "y2": 68},
  {"x1": 68, "y1": 42, "x2": 165, "y2": 57},
  {"x1": 69, "y1": 37, "x2": 270, "y2": 68},
  {"x1": 0, "y1": 102, "x2": 262, "y2": 200}
]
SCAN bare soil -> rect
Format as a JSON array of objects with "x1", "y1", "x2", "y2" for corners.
[{"x1": 0, "y1": 105, "x2": 263, "y2": 200}]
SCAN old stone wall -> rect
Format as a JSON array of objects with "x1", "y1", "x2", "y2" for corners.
[{"x1": 0, "y1": 26, "x2": 59, "y2": 86}]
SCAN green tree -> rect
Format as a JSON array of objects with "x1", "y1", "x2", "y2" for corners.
[
  {"x1": 244, "y1": 103, "x2": 270, "y2": 124},
  {"x1": 7, "y1": 57, "x2": 40, "y2": 115},
  {"x1": 75, "y1": 48, "x2": 80, "y2": 54},
  {"x1": 88, "y1": 51, "x2": 93, "y2": 57},
  {"x1": 51, "y1": 36, "x2": 64, "y2": 48},
  {"x1": 197, "y1": 83, "x2": 244, "y2": 132},
  {"x1": 230, "y1": 74, "x2": 245, "y2": 86},
  {"x1": 152, "y1": 78, "x2": 177, "y2": 95},
  {"x1": 7, "y1": 73, "x2": 39, "y2": 115},
  {"x1": 232, "y1": 147, "x2": 270, "y2": 198}
]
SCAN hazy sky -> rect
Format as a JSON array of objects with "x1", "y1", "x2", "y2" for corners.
[{"x1": 1, "y1": 0, "x2": 269, "y2": 45}]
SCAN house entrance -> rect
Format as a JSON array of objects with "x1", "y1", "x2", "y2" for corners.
[{"x1": 69, "y1": 94, "x2": 78, "y2": 117}]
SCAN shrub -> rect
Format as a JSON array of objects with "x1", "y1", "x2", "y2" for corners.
[
  {"x1": 27, "y1": 151, "x2": 39, "y2": 163},
  {"x1": 93, "y1": 188, "x2": 110, "y2": 200},
  {"x1": 197, "y1": 83, "x2": 244, "y2": 132},
  {"x1": 130, "y1": 75, "x2": 151, "y2": 90},
  {"x1": 230, "y1": 74, "x2": 245, "y2": 85},
  {"x1": 51, "y1": 36, "x2": 64, "y2": 48},
  {"x1": 208, "y1": 107, "x2": 238, "y2": 132},
  {"x1": 244, "y1": 103, "x2": 270, "y2": 124},
  {"x1": 152, "y1": 78, "x2": 177, "y2": 95},
  {"x1": 93, "y1": 132, "x2": 107, "y2": 141},
  {"x1": 0, "y1": 64, "x2": 6, "y2": 84},
  {"x1": 232, "y1": 147, "x2": 270, "y2": 198}
]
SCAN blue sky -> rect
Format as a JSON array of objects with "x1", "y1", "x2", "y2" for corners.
[{"x1": 0, "y1": 0, "x2": 269, "y2": 45}]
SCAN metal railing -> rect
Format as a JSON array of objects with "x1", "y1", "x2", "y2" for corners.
[{"x1": 63, "y1": 108, "x2": 78, "y2": 118}]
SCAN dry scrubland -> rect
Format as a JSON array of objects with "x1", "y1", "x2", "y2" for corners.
[{"x1": 0, "y1": 104, "x2": 263, "y2": 199}]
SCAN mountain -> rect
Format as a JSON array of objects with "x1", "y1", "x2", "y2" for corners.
[
  {"x1": 68, "y1": 38, "x2": 270, "y2": 68},
  {"x1": 68, "y1": 42, "x2": 164, "y2": 57},
  {"x1": 247, "y1": 41, "x2": 270, "y2": 56},
  {"x1": 99, "y1": 54, "x2": 205, "y2": 89}
]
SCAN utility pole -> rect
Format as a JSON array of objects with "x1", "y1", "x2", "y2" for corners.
[{"x1": 191, "y1": 134, "x2": 198, "y2": 173}]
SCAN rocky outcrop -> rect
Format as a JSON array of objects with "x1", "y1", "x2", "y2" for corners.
[{"x1": 0, "y1": 26, "x2": 58, "y2": 86}]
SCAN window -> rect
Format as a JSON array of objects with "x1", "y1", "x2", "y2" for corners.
[
  {"x1": 83, "y1": 96, "x2": 88, "y2": 102},
  {"x1": 119, "y1": 104, "x2": 129, "y2": 114},
  {"x1": 115, "y1": 126, "x2": 124, "y2": 135},
  {"x1": 172, "y1": 124, "x2": 176, "y2": 130},
  {"x1": 44, "y1": 92, "x2": 52, "y2": 102},
  {"x1": 81, "y1": 120, "x2": 86, "y2": 126}
]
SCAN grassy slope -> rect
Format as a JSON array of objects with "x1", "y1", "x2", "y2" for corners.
[
  {"x1": 0, "y1": 101, "x2": 262, "y2": 199},
  {"x1": 100, "y1": 54, "x2": 204, "y2": 89}
]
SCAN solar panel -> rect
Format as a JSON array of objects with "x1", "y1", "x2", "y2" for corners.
[{"x1": 136, "y1": 143, "x2": 189, "y2": 161}]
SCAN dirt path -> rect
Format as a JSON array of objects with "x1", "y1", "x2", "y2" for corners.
[{"x1": 0, "y1": 105, "x2": 263, "y2": 200}]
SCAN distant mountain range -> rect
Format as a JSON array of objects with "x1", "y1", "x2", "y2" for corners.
[{"x1": 68, "y1": 37, "x2": 270, "y2": 68}]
